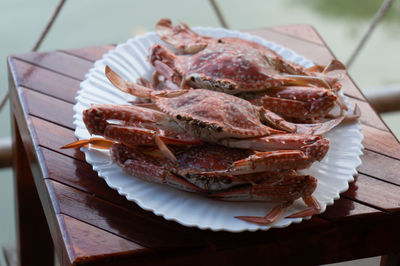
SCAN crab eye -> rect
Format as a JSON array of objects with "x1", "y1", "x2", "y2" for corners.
[
  {"x1": 190, "y1": 76, "x2": 195, "y2": 82},
  {"x1": 176, "y1": 114, "x2": 182, "y2": 120},
  {"x1": 217, "y1": 39, "x2": 223, "y2": 43}
]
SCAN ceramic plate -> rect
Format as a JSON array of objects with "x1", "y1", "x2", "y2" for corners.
[{"x1": 73, "y1": 27, "x2": 363, "y2": 232}]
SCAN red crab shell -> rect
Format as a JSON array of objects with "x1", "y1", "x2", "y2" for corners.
[{"x1": 154, "y1": 88, "x2": 278, "y2": 140}]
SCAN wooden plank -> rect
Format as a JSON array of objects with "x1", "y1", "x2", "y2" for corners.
[
  {"x1": 247, "y1": 28, "x2": 365, "y2": 100},
  {"x1": 11, "y1": 59, "x2": 80, "y2": 103},
  {"x1": 13, "y1": 51, "x2": 94, "y2": 80},
  {"x1": 50, "y1": 180, "x2": 211, "y2": 250},
  {"x1": 359, "y1": 150, "x2": 400, "y2": 186},
  {"x1": 61, "y1": 45, "x2": 115, "y2": 62},
  {"x1": 11, "y1": 118, "x2": 54, "y2": 266},
  {"x1": 40, "y1": 146, "x2": 139, "y2": 210},
  {"x1": 362, "y1": 124, "x2": 400, "y2": 160},
  {"x1": 10, "y1": 59, "x2": 74, "y2": 265},
  {"x1": 268, "y1": 24, "x2": 325, "y2": 46},
  {"x1": 57, "y1": 214, "x2": 148, "y2": 265},
  {"x1": 30, "y1": 116, "x2": 84, "y2": 161},
  {"x1": 343, "y1": 174, "x2": 400, "y2": 212},
  {"x1": 319, "y1": 197, "x2": 381, "y2": 221},
  {"x1": 21, "y1": 88, "x2": 74, "y2": 130},
  {"x1": 350, "y1": 96, "x2": 387, "y2": 131}
]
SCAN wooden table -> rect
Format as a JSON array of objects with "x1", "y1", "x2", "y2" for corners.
[{"x1": 8, "y1": 25, "x2": 400, "y2": 266}]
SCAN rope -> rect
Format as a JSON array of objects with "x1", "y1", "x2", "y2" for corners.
[
  {"x1": 32, "y1": 0, "x2": 67, "y2": 52},
  {"x1": 0, "y1": 0, "x2": 67, "y2": 111},
  {"x1": 346, "y1": 0, "x2": 394, "y2": 68},
  {"x1": 209, "y1": 0, "x2": 229, "y2": 28}
]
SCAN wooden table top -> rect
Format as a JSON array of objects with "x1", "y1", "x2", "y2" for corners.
[{"x1": 8, "y1": 24, "x2": 400, "y2": 265}]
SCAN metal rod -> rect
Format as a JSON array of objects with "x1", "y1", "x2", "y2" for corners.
[
  {"x1": 346, "y1": 0, "x2": 394, "y2": 68},
  {"x1": 32, "y1": 0, "x2": 67, "y2": 52},
  {"x1": 365, "y1": 84, "x2": 400, "y2": 113},
  {"x1": 0, "y1": 0, "x2": 67, "y2": 114},
  {"x1": 208, "y1": 0, "x2": 229, "y2": 28}
]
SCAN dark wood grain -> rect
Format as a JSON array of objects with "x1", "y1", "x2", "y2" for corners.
[
  {"x1": 320, "y1": 197, "x2": 381, "y2": 220},
  {"x1": 350, "y1": 96, "x2": 387, "y2": 131},
  {"x1": 61, "y1": 45, "x2": 115, "y2": 62},
  {"x1": 268, "y1": 24, "x2": 325, "y2": 46},
  {"x1": 57, "y1": 214, "x2": 148, "y2": 265},
  {"x1": 40, "y1": 146, "x2": 141, "y2": 209},
  {"x1": 11, "y1": 59, "x2": 80, "y2": 103},
  {"x1": 50, "y1": 179, "x2": 211, "y2": 250},
  {"x1": 14, "y1": 51, "x2": 93, "y2": 80},
  {"x1": 344, "y1": 174, "x2": 400, "y2": 212},
  {"x1": 12, "y1": 119, "x2": 54, "y2": 266},
  {"x1": 21, "y1": 87, "x2": 75, "y2": 129},
  {"x1": 30, "y1": 116, "x2": 84, "y2": 160},
  {"x1": 359, "y1": 150, "x2": 400, "y2": 186},
  {"x1": 362, "y1": 124, "x2": 400, "y2": 160}
]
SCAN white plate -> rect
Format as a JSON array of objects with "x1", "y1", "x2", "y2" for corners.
[{"x1": 74, "y1": 27, "x2": 363, "y2": 232}]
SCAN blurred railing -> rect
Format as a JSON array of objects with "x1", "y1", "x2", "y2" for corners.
[{"x1": 1, "y1": 0, "x2": 399, "y2": 169}]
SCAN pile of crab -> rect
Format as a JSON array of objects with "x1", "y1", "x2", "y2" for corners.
[{"x1": 64, "y1": 19, "x2": 359, "y2": 226}]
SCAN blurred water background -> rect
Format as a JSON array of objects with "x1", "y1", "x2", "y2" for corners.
[{"x1": 1, "y1": 0, "x2": 399, "y2": 265}]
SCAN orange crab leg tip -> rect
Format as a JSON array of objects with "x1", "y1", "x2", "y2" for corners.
[
  {"x1": 286, "y1": 196, "x2": 322, "y2": 219},
  {"x1": 61, "y1": 138, "x2": 115, "y2": 150},
  {"x1": 235, "y1": 204, "x2": 285, "y2": 225}
]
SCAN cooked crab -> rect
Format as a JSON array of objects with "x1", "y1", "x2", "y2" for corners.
[
  {"x1": 110, "y1": 142, "x2": 322, "y2": 225},
  {"x1": 94, "y1": 66, "x2": 338, "y2": 162},
  {"x1": 148, "y1": 18, "x2": 349, "y2": 121}
]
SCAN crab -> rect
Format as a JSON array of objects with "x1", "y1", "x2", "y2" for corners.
[
  {"x1": 94, "y1": 65, "x2": 340, "y2": 163},
  {"x1": 148, "y1": 18, "x2": 349, "y2": 122},
  {"x1": 109, "y1": 142, "x2": 322, "y2": 225},
  {"x1": 64, "y1": 67, "x2": 334, "y2": 180}
]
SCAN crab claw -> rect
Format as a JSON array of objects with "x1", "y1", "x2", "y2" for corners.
[
  {"x1": 262, "y1": 108, "x2": 345, "y2": 135},
  {"x1": 226, "y1": 150, "x2": 312, "y2": 175},
  {"x1": 220, "y1": 134, "x2": 329, "y2": 162},
  {"x1": 247, "y1": 86, "x2": 338, "y2": 121},
  {"x1": 106, "y1": 65, "x2": 189, "y2": 98},
  {"x1": 105, "y1": 65, "x2": 153, "y2": 98},
  {"x1": 156, "y1": 18, "x2": 209, "y2": 54}
]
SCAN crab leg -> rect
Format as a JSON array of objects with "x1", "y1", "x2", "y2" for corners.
[
  {"x1": 106, "y1": 65, "x2": 188, "y2": 98},
  {"x1": 81, "y1": 104, "x2": 203, "y2": 162},
  {"x1": 286, "y1": 195, "x2": 322, "y2": 218},
  {"x1": 111, "y1": 144, "x2": 206, "y2": 193},
  {"x1": 156, "y1": 18, "x2": 209, "y2": 54},
  {"x1": 236, "y1": 195, "x2": 321, "y2": 225},
  {"x1": 225, "y1": 150, "x2": 313, "y2": 175},
  {"x1": 83, "y1": 104, "x2": 170, "y2": 135},
  {"x1": 261, "y1": 108, "x2": 345, "y2": 135},
  {"x1": 220, "y1": 134, "x2": 329, "y2": 162},
  {"x1": 245, "y1": 86, "x2": 338, "y2": 121},
  {"x1": 212, "y1": 172, "x2": 319, "y2": 225}
]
